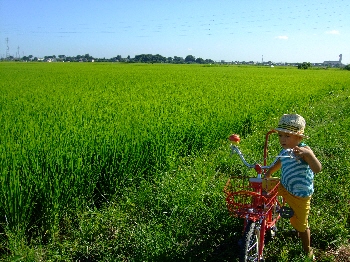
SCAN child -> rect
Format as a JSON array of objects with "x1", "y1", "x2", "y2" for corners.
[{"x1": 265, "y1": 114, "x2": 322, "y2": 258}]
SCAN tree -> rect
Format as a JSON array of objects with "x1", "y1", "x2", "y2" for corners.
[
  {"x1": 173, "y1": 56, "x2": 184, "y2": 64},
  {"x1": 298, "y1": 62, "x2": 311, "y2": 69},
  {"x1": 344, "y1": 64, "x2": 350, "y2": 71},
  {"x1": 135, "y1": 54, "x2": 152, "y2": 63},
  {"x1": 195, "y1": 57, "x2": 205, "y2": 64},
  {"x1": 185, "y1": 55, "x2": 195, "y2": 63},
  {"x1": 153, "y1": 54, "x2": 166, "y2": 63}
]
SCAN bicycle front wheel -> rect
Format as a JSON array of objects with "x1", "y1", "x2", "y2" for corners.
[{"x1": 239, "y1": 220, "x2": 264, "y2": 262}]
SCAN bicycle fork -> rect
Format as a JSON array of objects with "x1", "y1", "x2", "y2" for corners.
[
  {"x1": 243, "y1": 217, "x2": 266, "y2": 261},
  {"x1": 258, "y1": 218, "x2": 266, "y2": 260}
]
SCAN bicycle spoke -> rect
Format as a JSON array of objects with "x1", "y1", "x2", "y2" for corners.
[{"x1": 240, "y1": 221, "x2": 261, "y2": 262}]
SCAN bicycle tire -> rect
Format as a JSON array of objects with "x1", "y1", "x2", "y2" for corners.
[{"x1": 239, "y1": 220, "x2": 264, "y2": 262}]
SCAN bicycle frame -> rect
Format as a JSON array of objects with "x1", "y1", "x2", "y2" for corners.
[{"x1": 224, "y1": 130, "x2": 291, "y2": 261}]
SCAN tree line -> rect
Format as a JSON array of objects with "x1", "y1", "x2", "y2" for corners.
[
  {"x1": 2, "y1": 53, "x2": 216, "y2": 64},
  {"x1": 3, "y1": 53, "x2": 348, "y2": 69}
]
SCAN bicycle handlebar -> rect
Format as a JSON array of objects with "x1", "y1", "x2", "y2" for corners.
[{"x1": 230, "y1": 145, "x2": 295, "y2": 173}]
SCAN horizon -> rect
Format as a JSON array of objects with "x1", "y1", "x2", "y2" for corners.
[
  {"x1": 5, "y1": 52, "x2": 345, "y2": 65},
  {"x1": 1, "y1": 0, "x2": 349, "y2": 64}
]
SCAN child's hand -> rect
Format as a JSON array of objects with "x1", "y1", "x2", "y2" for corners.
[
  {"x1": 293, "y1": 146, "x2": 312, "y2": 159},
  {"x1": 293, "y1": 146, "x2": 322, "y2": 173}
]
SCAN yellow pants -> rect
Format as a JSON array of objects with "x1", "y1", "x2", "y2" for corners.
[{"x1": 278, "y1": 184, "x2": 311, "y2": 232}]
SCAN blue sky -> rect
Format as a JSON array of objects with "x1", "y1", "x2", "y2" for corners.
[{"x1": 1, "y1": 0, "x2": 349, "y2": 64}]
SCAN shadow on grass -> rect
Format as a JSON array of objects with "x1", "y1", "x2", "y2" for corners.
[{"x1": 151, "y1": 223, "x2": 243, "y2": 262}]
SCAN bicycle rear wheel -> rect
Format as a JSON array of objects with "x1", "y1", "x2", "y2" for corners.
[{"x1": 239, "y1": 220, "x2": 264, "y2": 262}]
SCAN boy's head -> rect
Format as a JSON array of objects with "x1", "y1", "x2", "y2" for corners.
[
  {"x1": 274, "y1": 114, "x2": 308, "y2": 138},
  {"x1": 274, "y1": 114, "x2": 308, "y2": 149}
]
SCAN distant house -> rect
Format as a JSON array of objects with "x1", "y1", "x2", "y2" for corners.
[
  {"x1": 323, "y1": 60, "x2": 342, "y2": 66},
  {"x1": 323, "y1": 54, "x2": 343, "y2": 67}
]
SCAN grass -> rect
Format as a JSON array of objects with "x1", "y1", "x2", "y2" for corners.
[{"x1": 0, "y1": 62, "x2": 349, "y2": 261}]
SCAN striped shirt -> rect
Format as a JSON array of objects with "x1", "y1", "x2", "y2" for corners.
[{"x1": 280, "y1": 143, "x2": 314, "y2": 197}]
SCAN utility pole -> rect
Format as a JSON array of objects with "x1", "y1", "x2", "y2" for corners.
[{"x1": 5, "y1": 38, "x2": 9, "y2": 58}]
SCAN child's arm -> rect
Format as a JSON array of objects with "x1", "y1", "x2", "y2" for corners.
[
  {"x1": 264, "y1": 159, "x2": 281, "y2": 178},
  {"x1": 294, "y1": 146, "x2": 322, "y2": 173}
]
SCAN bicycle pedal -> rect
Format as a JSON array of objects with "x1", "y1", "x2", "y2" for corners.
[{"x1": 278, "y1": 206, "x2": 294, "y2": 218}]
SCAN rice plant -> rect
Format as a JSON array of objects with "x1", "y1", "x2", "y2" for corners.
[{"x1": 0, "y1": 62, "x2": 349, "y2": 260}]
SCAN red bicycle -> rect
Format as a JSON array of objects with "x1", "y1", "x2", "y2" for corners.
[{"x1": 224, "y1": 131, "x2": 294, "y2": 262}]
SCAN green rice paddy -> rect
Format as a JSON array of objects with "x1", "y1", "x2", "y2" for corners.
[{"x1": 0, "y1": 62, "x2": 349, "y2": 261}]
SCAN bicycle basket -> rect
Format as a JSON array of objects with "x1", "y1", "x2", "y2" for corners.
[{"x1": 224, "y1": 176, "x2": 280, "y2": 220}]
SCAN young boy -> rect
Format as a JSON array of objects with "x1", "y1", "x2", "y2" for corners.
[{"x1": 265, "y1": 114, "x2": 322, "y2": 258}]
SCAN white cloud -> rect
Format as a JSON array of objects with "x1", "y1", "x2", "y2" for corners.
[
  {"x1": 275, "y1": 36, "x2": 288, "y2": 40},
  {"x1": 326, "y1": 30, "x2": 340, "y2": 35}
]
